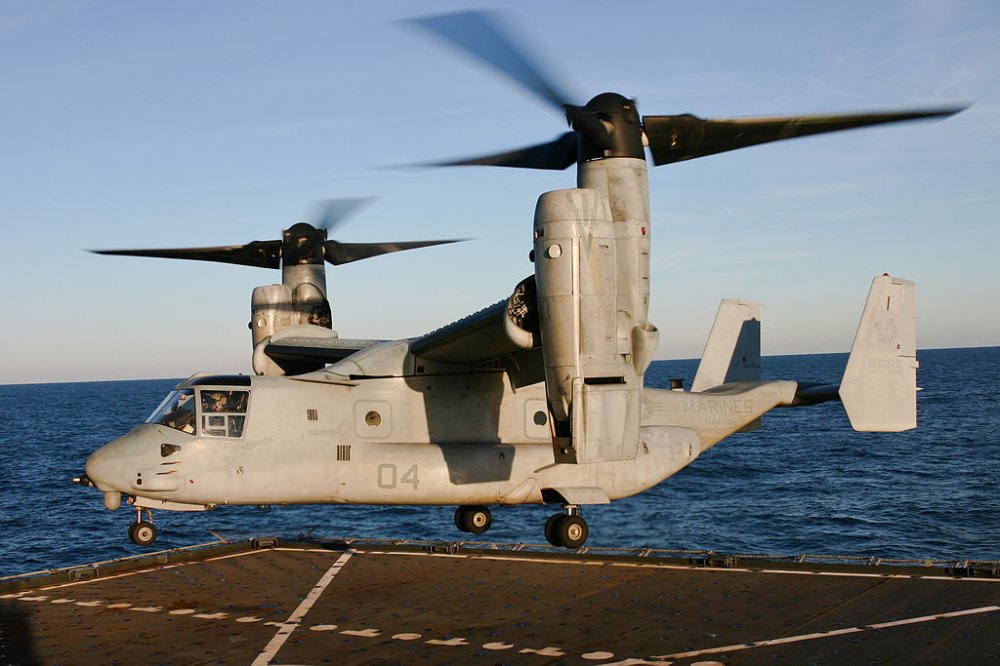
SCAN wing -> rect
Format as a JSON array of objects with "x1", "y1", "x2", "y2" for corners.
[
  {"x1": 409, "y1": 282, "x2": 543, "y2": 387},
  {"x1": 264, "y1": 331, "x2": 384, "y2": 365}
]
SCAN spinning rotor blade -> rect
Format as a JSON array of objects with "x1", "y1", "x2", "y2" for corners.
[
  {"x1": 313, "y1": 197, "x2": 374, "y2": 232},
  {"x1": 91, "y1": 241, "x2": 282, "y2": 269},
  {"x1": 406, "y1": 10, "x2": 613, "y2": 152},
  {"x1": 407, "y1": 10, "x2": 573, "y2": 113},
  {"x1": 431, "y1": 132, "x2": 578, "y2": 170},
  {"x1": 324, "y1": 239, "x2": 464, "y2": 266},
  {"x1": 643, "y1": 107, "x2": 966, "y2": 166}
]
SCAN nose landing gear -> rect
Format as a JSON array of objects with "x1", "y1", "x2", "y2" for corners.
[
  {"x1": 128, "y1": 508, "x2": 158, "y2": 546},
  {"x1": 544, "y1": 505, "x2": 589, "y2": 549}
]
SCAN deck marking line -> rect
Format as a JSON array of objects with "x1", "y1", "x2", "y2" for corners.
[
  {"x1": 252, "y1": 550, "x2": 354, "y2": 666},
  {"x1": 866, "y1": 605, "x2": 1000, "y2": 629},
  {"x1": 20, "y1": 546, "x2": 1000, "y2": 596},
  {"x1": 653, "y1": 604, "x2": 1000, "y2": 659},
  {"x1": 376, "y1": 550, "x2": 1000, "y2": 583},
  {"x1": 340, "y1": 628, "x2": 381, "y2": 638},
  {"x1": 426, "y1": 637, "x2": 469, "y2": 646},
  {"x1": 194, "y1": 612, "x2": 228, "y2": 620},
  {"x1": 34, "y1": 548, "x2": 264, "y2": 592},
  {"x1": 519, "y1": 646, "x2": 566, "y2": 657},
  {"x1": 309, "y1": 624, "x2": 338, "y2": 632}
]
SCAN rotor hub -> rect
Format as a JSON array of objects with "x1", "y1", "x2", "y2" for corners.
[{"x1": 577, "y1": 92, "x2": 645, "y2": 163}]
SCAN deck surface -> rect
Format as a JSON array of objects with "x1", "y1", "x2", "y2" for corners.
[{"x1": 3, "y1": 540, "x2": 1000, "y2": 664}]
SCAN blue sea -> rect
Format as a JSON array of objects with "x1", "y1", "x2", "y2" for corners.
[{"x1": 1, "y1": 347, "x2": 997, "y2": 578}]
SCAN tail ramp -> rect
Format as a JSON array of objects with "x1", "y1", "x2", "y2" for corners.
[
  {"x1": 691, "y1": 299, "x2": 761, "y2": 392},
  {"x1": 840, "y1": 275, "x2": 917, "y2": 431}
]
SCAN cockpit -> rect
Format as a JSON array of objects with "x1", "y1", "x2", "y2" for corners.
[{"x1": 145, "y1": 375, "x2": 251, "y2": 438}]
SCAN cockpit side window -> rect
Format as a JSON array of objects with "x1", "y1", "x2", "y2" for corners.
[
  {"x1": 199, "y1": 389, "x2": 250, "y2": 438},
  {"x1": 146, "y1": 389, "x2": 197, "y2": 434}
]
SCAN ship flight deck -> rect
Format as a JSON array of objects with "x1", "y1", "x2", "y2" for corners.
[{"x1": 2, "y1": 538, "x2": 999, "y2": 664}]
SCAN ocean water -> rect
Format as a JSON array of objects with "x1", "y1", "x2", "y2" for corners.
[{"x1": 1, "y1": 347, "x2": 997, "y2": 578}]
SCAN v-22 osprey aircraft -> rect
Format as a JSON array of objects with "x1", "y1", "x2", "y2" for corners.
[{"x1": 79, "y1": 11, "x2": 962, "y2": 548}]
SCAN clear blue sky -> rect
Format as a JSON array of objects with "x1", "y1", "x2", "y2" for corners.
[{"x1": 2, "y1": 1, "x2": 997, "y2": 384}]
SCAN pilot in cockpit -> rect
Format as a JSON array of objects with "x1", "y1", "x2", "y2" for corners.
[
  {"x1": 165, "y1": 392, "x2": 195, "y2": 433},
  {"x1": 205, "y1": 392, "x2": 228, "y2": 413}
]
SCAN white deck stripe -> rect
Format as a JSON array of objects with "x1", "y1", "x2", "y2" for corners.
[
  {"x1": 251, "y1": 551, "x2": 354, "y2": 666},
  {"x1": 654, "y1": 604, "x2": 1000, "y2": 659},
  {"x1": 20, "y1": 547, "x2": 1000, "y2": 596},
  {"x1": 371, "y1": 549, "x2": 1000, "y2": 583},
  {"x1": 36, "y1": 548, "x2": 263, "y2": 591}
]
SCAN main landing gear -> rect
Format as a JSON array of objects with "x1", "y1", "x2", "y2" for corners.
[
  {"x1": 128, "y1": 508, "x2": 158, "y2": 546},
  {"x1": 452, "y1": 504, "x2": 590, "y2": 548},
  {"x1": 545, "y1": 505, "x2": 589, "y2": 549},
  {"x1": 454, "y1": 505, "x2": 493, "y2": 535}
]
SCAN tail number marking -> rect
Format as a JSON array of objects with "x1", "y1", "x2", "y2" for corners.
[
  {"x1": 377, "y1": 464, "x2": 420, "y2": 490},
  {"x1": 867, "y1": 358, "x2": 904, "y2": 374}
]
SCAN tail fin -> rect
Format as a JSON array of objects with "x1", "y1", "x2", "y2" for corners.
[
  {"x1": 839, "y1": 275, "x2": 917, "y2": 431},
  {"x1": 692, "y1": 299, "x2": 761, "y2": 392}
]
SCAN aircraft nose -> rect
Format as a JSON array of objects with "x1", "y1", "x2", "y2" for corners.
[
  {"x1": 85, "y1": 431, "x2": 141, "y2": 494},
  {"x1": 85, "y1": 441, "x2": 132, "y2": 511},
  {"x1": 85, "y1": 443, "x2": 122, "y2": 492}
]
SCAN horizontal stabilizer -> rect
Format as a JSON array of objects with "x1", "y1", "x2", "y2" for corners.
[
  {"x1": 692, "y1": 299, "x2": 761, "y2": 392},
  {"x1": 840, "y1": 275, "x2": 917, "y2": 431}
]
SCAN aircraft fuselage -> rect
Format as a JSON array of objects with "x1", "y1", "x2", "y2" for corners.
[{"x1": 85, "y1": 371, "x2": 723, "y2": 513}]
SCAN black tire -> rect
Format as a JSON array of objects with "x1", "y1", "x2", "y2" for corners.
[
  {"x1": 456, "y1": 505, "x2": 492, "y2": 534},
  {"x1": 464, "y1": 505, "x2": 492, "y2": 535},
  {"x1": 544, "y1": 514, "x2": 564, "y2": 547},
  {"x1": 129, "y1": 521, "x2": 157, "y2": 546},
  {"x1": 555, "y1": 515, "x2": 588, "y2": 549},
  {"x1": 454, "y1": 507, "x2": 468, "y2": 532}
]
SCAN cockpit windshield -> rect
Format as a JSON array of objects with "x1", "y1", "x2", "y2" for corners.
[
  {"x1": 146, "y1": 389, "x2": 196, "y2": 433},
  {"x1": 200, "y1": 390, "x2": 249, "y2": 438},
  {"x1": 145, "y1": 387, "x2": 251, "y2": 437}
]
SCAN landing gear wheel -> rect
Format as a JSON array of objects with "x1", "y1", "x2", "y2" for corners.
[
  {"x1": 555, "y1": 515, "x2": 588, "y2": 549},
  {"x1": 454, "y1": 505, "x2": 493, "y2": 535},
  {"x1": 544, "y1": 514, "x2": 564, "y2": 547},
  {"x1": 129, "y1": 521, "x2": 157, "y2": 546}
]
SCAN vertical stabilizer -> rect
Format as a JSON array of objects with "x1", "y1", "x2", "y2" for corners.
[
  {"x1": 691, "y1": 299, "x2": 761, "y2": 392},
  {"x1": 840, "y1": 275, "x2": 917, "y2": 431}
]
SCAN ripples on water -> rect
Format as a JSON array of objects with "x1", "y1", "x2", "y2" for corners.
[{"x1": 1, "y1": 347, "x2": 996, "y2": 576}]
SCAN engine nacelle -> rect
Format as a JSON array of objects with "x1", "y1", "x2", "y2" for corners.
[
  {"x1": 250, "y1": 284, "x2": 333, "y2": 376},
  {"x1": 533, "y1": 188, "x2": 657, "y2": 464},
  {"x1": 251, "y1": 284, "x2": 295, "y2": 350}
]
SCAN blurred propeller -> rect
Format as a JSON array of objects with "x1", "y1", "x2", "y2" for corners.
[
  {"x1": 92, "y1": 241, "x2": 282, "y2": 269},
  {"x1": 312, "y1": 197, "x2": 373, "y2": 232},
  {"x1": 407, "y1": 10, "x2": 573, "y2": 114},
  {"x1": 406, "y1": 9, "x2": 965, "y2": 170},
  {"x1": 92, "y1": 199, "x2": 465, "y2": 269},
  {"x1": 642, "y1": 108, "x2": 965, "y2": 166},
  {"x1": 431, "y1": 131, "x2": 578, "y2": 170},
  {"x1": 406, "y1": 10, "x2": 614, "y2": 153}
]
